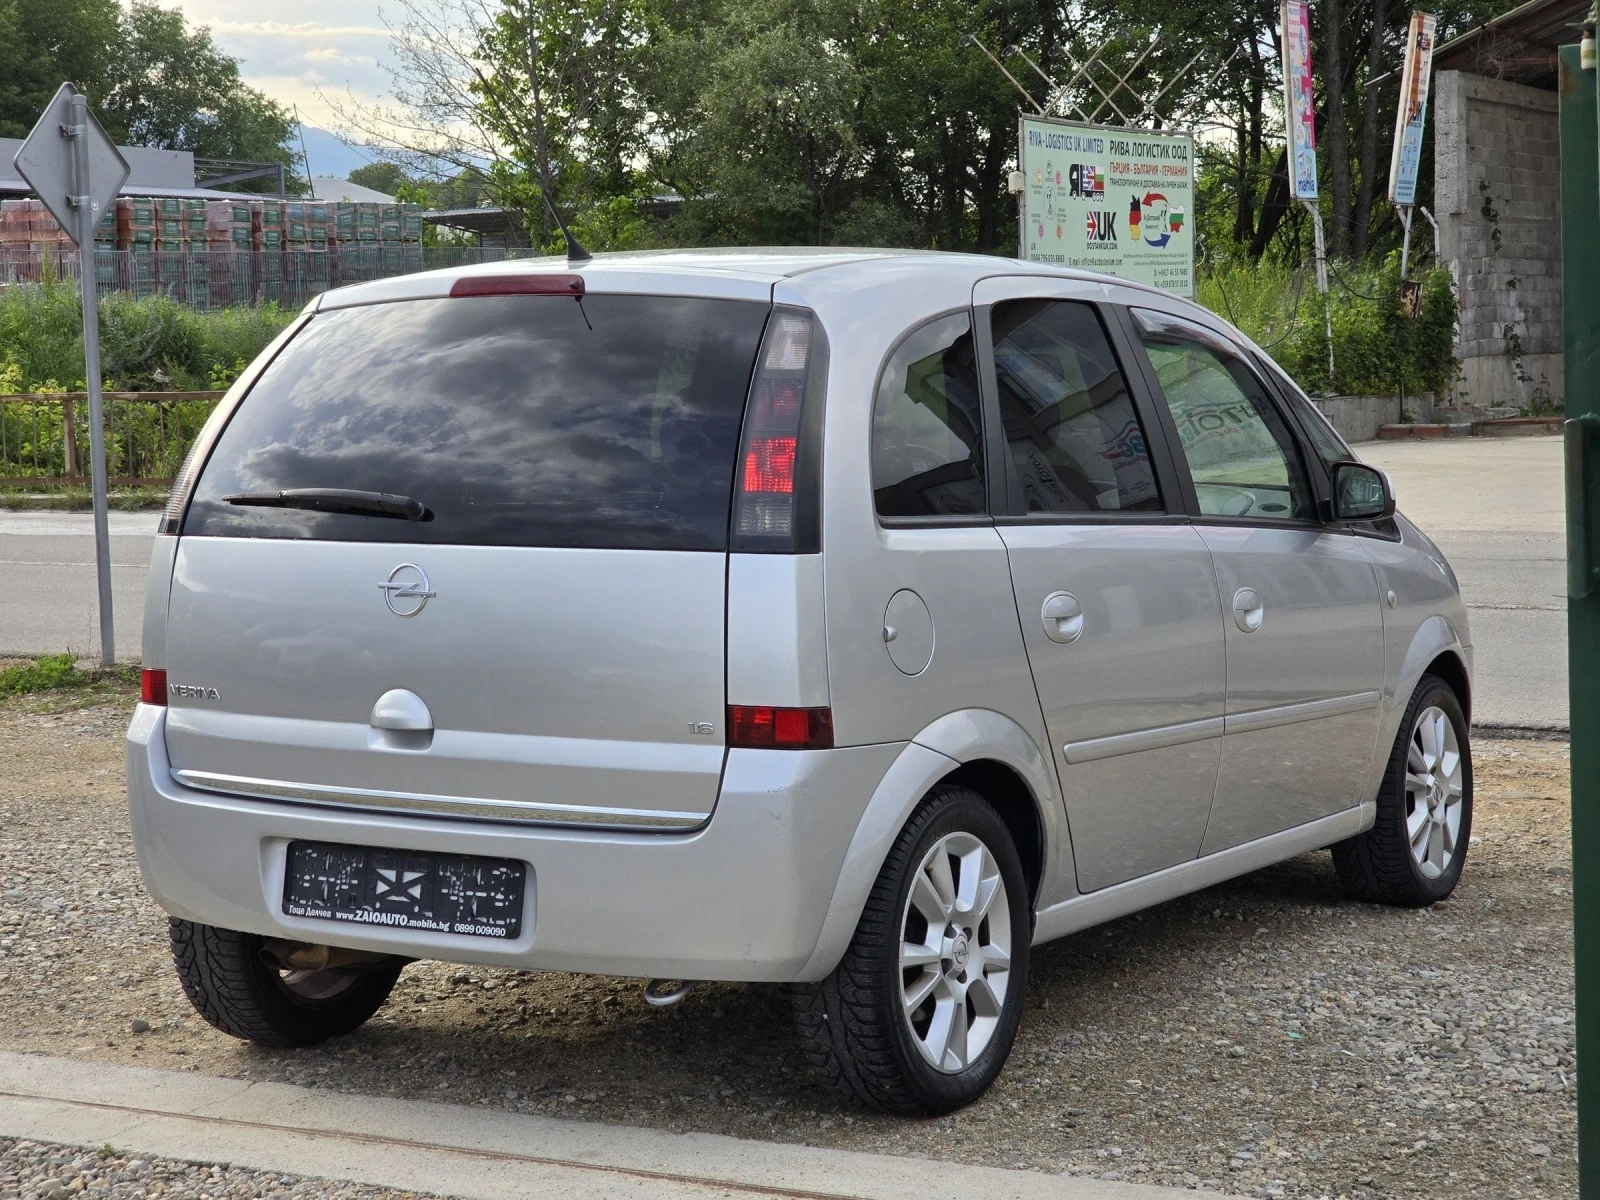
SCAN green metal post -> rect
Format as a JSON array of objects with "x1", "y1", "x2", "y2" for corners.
[{"x1": 1561, "y1": 37, "x2": 1600, "y2": 1197}]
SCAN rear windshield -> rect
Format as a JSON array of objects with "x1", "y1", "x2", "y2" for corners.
[{"x1": 183, "y1": 294, "x2": 770, "y2": 550}]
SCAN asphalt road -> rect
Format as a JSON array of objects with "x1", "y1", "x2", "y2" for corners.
[
  {"x1": 0, "y1": 511, "x2": 154, "y2": 664},
  {"x1": 0, "y1": 435, "x2": 1567, "y2": 729},
  {"x1": 1361, "y1": 435, "x2": 1566, "y2": 732}
]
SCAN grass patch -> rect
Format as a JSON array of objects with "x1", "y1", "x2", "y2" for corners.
[
  {"x1": 0, "y1": 488, "x2": 167, "y2": 512},
  {"x1": 0, "y1": 653, "x2": 138, "y2": 699}
]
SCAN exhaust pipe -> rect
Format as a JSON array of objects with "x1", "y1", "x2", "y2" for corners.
[
  {"x1": 260, "y1": 939, "x2": 403, "y2": 972},
  {"x1": 642, "y1": 978, "x2": 693, "y2": 1007}
]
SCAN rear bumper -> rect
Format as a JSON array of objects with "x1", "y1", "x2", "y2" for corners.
[{"x1": 127, "y1": 704, "x2": 903, "y2": 982}]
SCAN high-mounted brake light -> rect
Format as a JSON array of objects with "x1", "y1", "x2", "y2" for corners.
[
  {"x1": 733, "y1": 312, "x2": 813, "y2": 542},
  {"x1": 727, "y1": 705, "x2": 833, "y2": 750},
  {"x1": 140, "y1": 668, "x2": 168, "y2": 706},
  {"x1": 449, "y1": 274, "x2": 585, "y2": 297}
]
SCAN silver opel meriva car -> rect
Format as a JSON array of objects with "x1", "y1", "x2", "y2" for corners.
[{"x1": 128, "y1": 249, "x2": 1472, "y2": 1114}]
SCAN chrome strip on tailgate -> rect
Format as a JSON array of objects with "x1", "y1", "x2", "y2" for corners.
[{"x1": 171, "y1": 769, "x2": 709, "y2": 831}]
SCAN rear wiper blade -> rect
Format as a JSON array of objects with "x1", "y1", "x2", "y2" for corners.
[{"x1": 223, "y1": 488, "x2": 431, "y2": 522}]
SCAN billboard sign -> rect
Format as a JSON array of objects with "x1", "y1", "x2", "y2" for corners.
[
  {"x1": 1281, "y1": 0, "x2": 1318, "y2": 200},
  {"x1": 1018, "y1": 116, "x2": 1195, "y2": 297},
  {"x1": 1389, "y1": 11, "x2": 1438, "y2": 205}
]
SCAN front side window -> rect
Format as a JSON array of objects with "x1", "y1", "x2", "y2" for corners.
[
  {"x1": 1258, "y1": 354, "x2": 1354, "y2": 471},
  {"x1": 871, "y1": 312, "x2": 986, "y2": 519},
  {"x1": 991, "y1": 299, "x2": 1160, "y2": 514},
  {"x1": 1137, "y1": 318, "x2": 1314, "y2": 522}
]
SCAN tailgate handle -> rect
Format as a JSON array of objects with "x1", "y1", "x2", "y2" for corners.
[{"x1": 370, "y1": 689, "x2": 433, "y2": 732}]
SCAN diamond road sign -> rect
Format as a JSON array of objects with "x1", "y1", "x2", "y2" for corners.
[{"x1": 12, "y1": 82, "x2": 129, "y2": 246}]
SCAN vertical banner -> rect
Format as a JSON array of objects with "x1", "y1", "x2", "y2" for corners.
[
  {"x1": 1281, "y1": 0, "x2": 1319, "y2": 200},
  {"x1": 1389, "y1": 11, "x2": 1438, "y2": 205},
  {"x1": 1017, "y1": 117, "x2": 1196, "y2": 297}
]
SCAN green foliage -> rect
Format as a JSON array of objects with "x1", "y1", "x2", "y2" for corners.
[
  {"x1": 348, "y1": 162, "x2": 411, "y2": 195},
  {"x1": 0, "y1": 653, "x2": 137, "y2": 699},
  {"x1": 0, "y1": 283, "x2": 293, "y2": 393},
  {"x1": 0, "y1": 291, "x2": 291, "y2": 481},
  {"x1": 0, "y1": 654, "x2": 78, "y2": 698},
  {"x1": 1201, "y1": 259, "x2": 1459, "y2": 397},
  {"x1": 0, "y1": 0, "x2": 120, "y2": 139}
]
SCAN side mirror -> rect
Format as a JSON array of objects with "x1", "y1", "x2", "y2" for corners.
[{"x1": 1331, "y1": 461, "x2": 1395, "y2": 521}]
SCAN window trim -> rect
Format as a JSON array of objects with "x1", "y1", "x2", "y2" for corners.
[
  {"x1": 870, "y1": 306, "x2": 996, "y2": 529},
  {"x1": 1124, "y1": 305, "x2": 1327, "y2": 532},
  {"x1": 977, "y1": 297, "x2": 1181, "y2": 525}
]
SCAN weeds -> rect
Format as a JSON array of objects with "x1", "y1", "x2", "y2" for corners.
[
  {"x1": 0, "y1": 654, "x2": 138, "y2": 700},
  {"x1": 0, "y1": 276, "x2": 294, "y2": 393}
]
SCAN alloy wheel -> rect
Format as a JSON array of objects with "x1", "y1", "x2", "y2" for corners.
[
  {"x1": 1405, "y1": 704, "x2": 1464, "y2": 879},
  {"x1": 898, "y1": 831, "x2": 1013, "y2": 1072}
]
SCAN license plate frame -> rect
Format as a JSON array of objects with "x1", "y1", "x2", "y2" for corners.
[{"x1": 282, "y1": 840, "x2": 527, "y2": 939}]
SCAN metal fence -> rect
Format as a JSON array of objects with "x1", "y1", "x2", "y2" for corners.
[
  {"x1": 0, "y1": 245, "x2": 539, "y2": 311},
  {"x1": 0, "y1": 390, "x2": 222, "y2": 487}
]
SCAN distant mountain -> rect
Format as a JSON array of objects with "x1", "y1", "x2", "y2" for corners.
[{"x1": 294, "y1": 126, "x2": 377, "y2": 182}]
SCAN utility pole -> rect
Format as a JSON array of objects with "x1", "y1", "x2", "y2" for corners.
[{"x1": 1559, "y1": 17, "x2": 1599, "y2": 1195}]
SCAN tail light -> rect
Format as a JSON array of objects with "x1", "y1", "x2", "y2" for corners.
[
  {"x1": 140, "y1": 668, "x2": 167, "y2": 706},
  {"x1": 449, "y1": 274, "x2": 585, "y2": 297},
  {"x1": 732, "y1": 308, "x2": 823, "y2": 552},
  {"x1": 727, "y1": 705, "x2": 833, "y2": 750}
]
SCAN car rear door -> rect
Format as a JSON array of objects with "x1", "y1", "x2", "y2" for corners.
[
  {"x1": 974, "y1": 278, "x2": 1227, "y2": 893},
  {"x1": 1125, "y1": 307, "x2": 1385, "y2": 853},
  {"x1": 163, "y1": 288, "x2": 772, "y2": 830}
]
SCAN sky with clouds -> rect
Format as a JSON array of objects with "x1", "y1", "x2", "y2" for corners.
[{"x1": 171, "y1": 0, "x2": 394, "y2": 130}]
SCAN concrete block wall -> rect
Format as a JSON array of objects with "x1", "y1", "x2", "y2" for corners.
[
  {"x1": 1434, "y1": 70, "x2": 1562, "y2": 410},
  {"x1": 1312, "y1": 395, "x2": 1403, "y2": 444}
]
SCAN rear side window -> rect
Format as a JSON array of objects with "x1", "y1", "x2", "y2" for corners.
[
  {"x1": 183, "y1": 294, "x2": 770, "y2": 549},
  {"x1": 990, "y1": 299, "x2": 1160, "y2": 514},
  {"x1": 871, "y1": 312, "x2": 986, "y2": 519}
]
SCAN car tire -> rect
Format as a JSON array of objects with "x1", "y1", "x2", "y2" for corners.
[
  {"x1": 791, "y1": 785, "x2": 1030, "y2": 1114},
  {"x1": 1333, "y1": 673, "x2": 1472, "y2": 907},
  {"x1": 169, "y1": 918, "x2": 405, "y2": 1048}
]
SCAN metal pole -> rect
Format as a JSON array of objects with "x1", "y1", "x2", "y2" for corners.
[
  {"x1": 1302, "y1": 198, "x2": 1335, "y2": 389},
  {"x1": 66, "y1": 92, "x2": 114, "y2": 667},
  {"x1": 1418, "y1": 205, "x2": 1441, "y2": 261},
  {"x1": 1398, "y1": 203, "x2": 1414, "y2": 279},
  {"x1": 1558, "y1": 37, "x2": 1600, "y2": 1199}
]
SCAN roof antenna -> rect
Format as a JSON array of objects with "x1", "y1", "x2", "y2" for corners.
[{"x1": 539, "y1": 187, "x2": 591, "y2": 263}]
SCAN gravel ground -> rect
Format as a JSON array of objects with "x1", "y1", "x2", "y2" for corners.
[
  {"x1": 0, "y1": 1137, "x2": 441, "y2": 1199},
  {"x1": 0, "y1": 689, "x2": 1576, "y2": 1199}
]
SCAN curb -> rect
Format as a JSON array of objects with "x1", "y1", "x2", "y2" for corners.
[{"x1": 0, "y1": 1051, "x2": 1243, "y2": 1200}]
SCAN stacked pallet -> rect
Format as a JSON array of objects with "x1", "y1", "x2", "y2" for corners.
[
  {"x1": 156, "y1": 198, "x2": 207, "y2": 251},
  {"x1": 0, "y1": 199, "x2": 74, "y2": 249},
  {"x1": 204, "y1": 201, "x2": 253, "y2": 251}
]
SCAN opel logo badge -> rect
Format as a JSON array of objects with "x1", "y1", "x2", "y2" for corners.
[{"x1": 379, "y1": 563, "x2": 436, "y2": 618}]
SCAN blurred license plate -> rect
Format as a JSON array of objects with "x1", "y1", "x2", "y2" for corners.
[{"x1": 282, "y1": 840, "x2": 526, "y2": 938}]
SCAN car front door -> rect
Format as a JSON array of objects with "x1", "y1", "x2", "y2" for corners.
[
  {"x1": 1127, "y1": 307, "x2": 1386, "y2": 854},
  {"x1": 974, "y1": 279, "x2": 1226, "y2": 894}
]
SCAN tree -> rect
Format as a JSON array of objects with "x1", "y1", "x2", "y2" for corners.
[
  {"x1": 99, "y1": 3, "x2": 299, "y2": 189},
  {"x1": 0, "y1": 0, "x2": 119, "y2": 138},
  {"x1": 347, "y1": 162, "x2": 411, "y2": 194},
  {"x1": 327, "y1": 0, "x2": 650, "y2": 245}
]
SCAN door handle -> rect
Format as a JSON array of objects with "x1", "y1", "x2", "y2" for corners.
[
  {"x1": 1232, "y1": 587, "x2": 1264, "y2": 633},
  {"x1": 1041, "y1": 591, "x2": 1085, "y2": 644}
]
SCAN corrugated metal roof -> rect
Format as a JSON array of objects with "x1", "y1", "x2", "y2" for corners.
[
  {"x1": 0, "y1": 180, "x2": 262, "y2": 201},
  {"x1": 1433, "y1": 0, "x2": 1590, "y2": 87}
]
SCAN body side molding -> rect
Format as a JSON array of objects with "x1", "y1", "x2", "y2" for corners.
[{"x1": 1032, "y1": 806, "x2": 1367, "y2": 945}]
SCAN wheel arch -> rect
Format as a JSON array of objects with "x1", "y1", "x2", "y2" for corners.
[
  {"x1": 1362, "y1": 615, "x2": 1471, "y2": 819},
  {"x1": 794, "y1": 708, "x2": 1070, "y2": 982}
]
